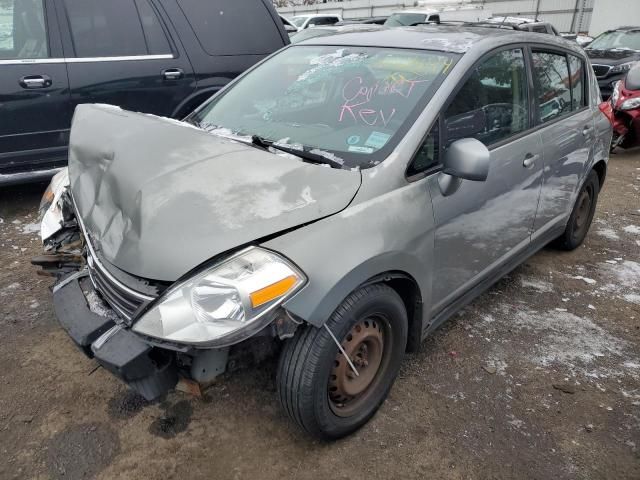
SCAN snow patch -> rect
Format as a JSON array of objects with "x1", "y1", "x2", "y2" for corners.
[
  {"x1": 623, "y1": 225, "x2": 640, "y2": 235},
  {"x1": 596, "y1": 228, "x2": 620, "y2": 240},
  {"x1": 572, "y1": 275, "x2": 597, "y2": 285},
  {"x1": 21, "y1": 222, "x2": 40, "y2": 235},
  {"x1": 520, "y1": 278, "x2": 553, "y2": 292}
]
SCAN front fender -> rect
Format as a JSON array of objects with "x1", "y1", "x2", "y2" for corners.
[{"x1": 262, "y1": 180, "x2": 435, "y2": 330}]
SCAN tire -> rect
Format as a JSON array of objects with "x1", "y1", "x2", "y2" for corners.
[
  {"x1": 553, "y1": 169, "x2": 600, "y2": 250},
  {"x1": 277, "y1": 284, "x2": 408, "y2": 440}
]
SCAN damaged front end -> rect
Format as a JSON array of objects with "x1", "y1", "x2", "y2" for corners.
[
  {"x1": 33, "y1": 168, "x2": 306, "y2": 401},
  {"x1": 32, "y1": 168, "x2": 84, "y2": 276}
]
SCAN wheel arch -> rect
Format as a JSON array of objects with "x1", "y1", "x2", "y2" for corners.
[
  {"x1": 592, "y1": 159, "x2": 607, "y2": 188},
  {"x1": 361, "y1": 271, "x2": 424, "y2": 353},
  {"x1": 281, "y1": 251, "x2": 429, "y2": 354}
]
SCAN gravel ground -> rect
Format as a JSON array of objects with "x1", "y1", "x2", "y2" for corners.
[{"x1": 1, "y1": 150, "x2": 639, "y2": 480}]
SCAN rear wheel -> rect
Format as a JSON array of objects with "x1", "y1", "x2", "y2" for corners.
[
  {"x1": 553, "y1": 170, "x2": 600, "y2": 250},
  {"x1": 277, "y1": 284, "x2": 407, "y2": 440}
]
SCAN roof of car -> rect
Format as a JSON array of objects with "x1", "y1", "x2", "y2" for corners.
[
  {"x1": 612, "y1": 26, "x2": 640, "y2": 31},
  {"x1": 296, "y1": 25, "x2": 581, "y2": 55}
]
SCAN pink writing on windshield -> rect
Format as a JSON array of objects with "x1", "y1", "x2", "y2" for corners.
[{"x1": 339, "y1": 75, "x2": 428, "y2": 126}]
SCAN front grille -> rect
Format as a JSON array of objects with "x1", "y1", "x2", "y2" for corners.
[
  {"x1": 86, "y1": 248, "x2": 154, "y2": 323},
  {"x1": 72, "y1": 194, "x2": 157, "y2": 323},
  {"x1": 592, "y1": 64, "x2": 612, "y2": 78}
]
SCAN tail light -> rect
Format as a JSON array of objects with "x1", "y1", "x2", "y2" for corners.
[{"x1": 599, "y1": 101, "x2": 614, "y2": 124}]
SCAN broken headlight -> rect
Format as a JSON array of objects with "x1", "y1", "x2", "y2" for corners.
[
  {"x1": 39, "y1": 167, "x2": 70, "y2": 242},
  {"x1": 132, "y1": 247, "x2": 306, "y2": 348}
]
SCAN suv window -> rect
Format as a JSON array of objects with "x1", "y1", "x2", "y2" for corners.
[
  {"x1": 444, "y1": 48, "x2": 529, "y2": 147},
  {"x1": 531, "y1": 51, "x2": 572, "y2": 123},
  {"x1": 64, "y1": 0, "x2": 168, "y2": 57},
  {"x1": 408, "y1": 121, "x2": 439, "y2": 176},
  {"x1": 177, "y1": 0, "x2": 283, "y2": 56},
  {"x1": 135, "y1": 0, "x2": 171, "y2": 55},
  {"x1": 0, "y1": 0, "x2": 48, "y2": 59},
  {"x1": 568, "y1": 54, "x2": 586, "y2": 110},
  {"x1": 311, "y1": 17, "x2": 339, "y2": 26}
]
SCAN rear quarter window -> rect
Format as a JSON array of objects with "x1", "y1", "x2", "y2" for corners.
[{"x1": 177, "y1": 0, "x2": 283, "y2": 56}]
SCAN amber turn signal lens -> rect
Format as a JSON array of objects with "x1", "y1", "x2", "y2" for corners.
[{"x1": 250, "y1": 275, "x2": 298, "y2": 308}]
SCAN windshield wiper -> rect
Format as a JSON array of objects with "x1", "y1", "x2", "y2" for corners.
[{"x1": 251, "y1": 135, "x2": 343, "y2": 169}]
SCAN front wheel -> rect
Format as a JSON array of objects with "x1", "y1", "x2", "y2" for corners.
[
  {"x1": 553, "y1": 169, "x2": 600, "y2": 250},
  {"x1": 277, "y1": 284, "x2": 407, "y2": 440}
]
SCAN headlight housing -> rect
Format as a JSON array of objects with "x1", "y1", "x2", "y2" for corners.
[
  {"x1": 39, "y1": 167, "x2": 70, "y2": 242},
  {"x1": 611, "y1": 80, "x2": 621, "y2": 105},
  {"x1": 611, "y1": 61, "x2": 638, "y2": 74},
  {"x1": 132, "y1": 247, "x2": 306, "y2": 348},
  {"x1": 621, "y1": 96, "x2": 640, "y2": 110}
]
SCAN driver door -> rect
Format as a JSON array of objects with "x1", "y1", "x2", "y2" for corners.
[{"x1": 426, "y1": 47, "x2": 544, "y2": 314}]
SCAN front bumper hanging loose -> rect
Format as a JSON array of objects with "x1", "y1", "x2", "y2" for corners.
[{"x1": 53, "y1": 274, "x2": 178, "y2": 400}]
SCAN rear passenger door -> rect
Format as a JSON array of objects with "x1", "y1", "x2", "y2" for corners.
[
  {"x1": 0, "y1": 0, "x2": 71, "y2": 177},
  {"x1": 530, "y1": 49, "x2": 595, "y2": 234},
  {"x1": 56, "y1": 0, "x2": 196, "y2": 118}
]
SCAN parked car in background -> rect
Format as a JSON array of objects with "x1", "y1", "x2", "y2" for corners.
[
  {"x1": 287, "y1": 13, "x2": 342, "y2": 31},
  {"x1": 585, "y1": 26, "x2": 640, "y2": 99},
  {"x1": 384, "y1": 7, "x2": 489, "y2": 26},
  {"x1": 38, "y1": 26, "x2": 611, "y2": 440},
  {"x1": 279, "y1": 14, "x2": 298, "y2": 36},
  {"x1": 609, "y1": 63, "x2": 640, "y2": 150},
  {"x1": 477, "y1": 16, "x2": 559, "y2": 35},
  {"x1": 0, "y1": 0, "x2": 289, "y2": 186},
  {"x1": 560, "y1": 32, "x2": 594, "y2": 47},
  {"x1": 290, "y1": 24, "x2": 381, "y2": 44},
  {"x1": 335, "y1": 17, "x2": 387, "y2": 26}
]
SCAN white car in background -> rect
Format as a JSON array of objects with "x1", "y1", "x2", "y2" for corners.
[{"x1": 288, "y1": 13, "x2": 343, "y2": 31}]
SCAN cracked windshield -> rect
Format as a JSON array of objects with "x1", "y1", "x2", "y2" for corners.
[{"x1": 193, "y1": 46, "x2": 455, "y2": 169}]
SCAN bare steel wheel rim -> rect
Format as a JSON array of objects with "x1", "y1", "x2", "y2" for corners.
[
  {"x1": 574, "y1": 187, "x2": 593, "y2": 236},
  {"x1": 328, "y1": 316, "x2": 389, "y2": 417}
]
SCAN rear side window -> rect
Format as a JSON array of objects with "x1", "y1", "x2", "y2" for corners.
[
  {"x1": 568, "y1": 55, "x2": 586, "y2": 109},
  {"x1": 531, "y1": 51, "x2": 573, "y2": 123},
  {"x1": 444, "y1": 48, "x2": 529, "y2": 147},
  {"x1": 177, "y1": 0, "x2": 283, "y2": 56},
  {"x1": 0, "y1": 0, "x2": 49, "y2": 59},
  {"x1": 135, "y1": 0, "x2": 171, "y2": 55},
  {"x1": 63, "y1": 0, "x2": 169, "y2": 57}
]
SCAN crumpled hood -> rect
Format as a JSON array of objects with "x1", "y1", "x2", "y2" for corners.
[{"x1": 69, "y1": 104, "x2": 361, "y2": 281}]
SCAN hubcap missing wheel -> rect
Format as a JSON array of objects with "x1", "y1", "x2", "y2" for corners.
[{"x1": 329, "y1": 318, "x2": 385, "y2": 416}]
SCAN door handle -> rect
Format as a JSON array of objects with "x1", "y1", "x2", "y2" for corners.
[
  {"x1": 19, "y1": 75, "x2": 51, "y2": 89},
  {"x1": 162, "y1": 68, "x2": 184, "y2": 81},
  {"x1": 523, "y1": 153, "x2": 538, "y2": 168},
  {"x1": 582, "y1": 125, "x2": 593, "y2": 136}
]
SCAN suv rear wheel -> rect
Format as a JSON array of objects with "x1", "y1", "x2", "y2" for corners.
[
  {"x1": 277, "y1": 284, "x2": 407, "y2": 440},
  {"x1": 554, "y1": 169, "x2": 600, "y2": 250}
]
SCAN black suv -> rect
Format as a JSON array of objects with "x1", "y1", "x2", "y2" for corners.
[
  {"x1": 0, "y1": 0, "x2": 289, "y2": 185},
  {"x1": 585, "y1": 26, "x2": 640, "y2": 99}
]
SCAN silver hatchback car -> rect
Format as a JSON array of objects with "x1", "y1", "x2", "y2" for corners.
[{"x1": 38, "y1": 26, "x2": 612, "y2": 440}]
